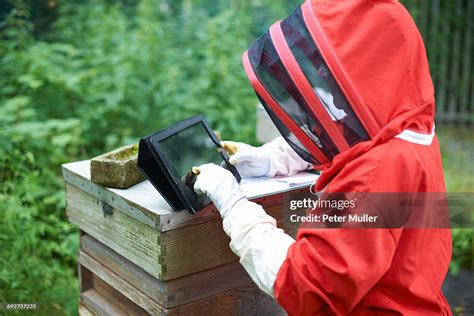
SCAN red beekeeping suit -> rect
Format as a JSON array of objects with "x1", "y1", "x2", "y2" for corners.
[{"x1": 242, "y1": 0, "x2": 452, "y2": 314}]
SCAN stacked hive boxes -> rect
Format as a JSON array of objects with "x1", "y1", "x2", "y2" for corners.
[{"x1": 62, "y1": 159, "x2": 309, "y2": 315}]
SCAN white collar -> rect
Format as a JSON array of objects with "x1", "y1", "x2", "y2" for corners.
[{"x1": 394, "y1": 125, "x2": 435, "y2": 145}]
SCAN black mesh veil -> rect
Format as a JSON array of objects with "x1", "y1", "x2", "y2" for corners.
[
  {"x1": 280, "y1": 8, "x2": 369, "y2": 146},
  {"x1": 248, "y1": 33, "x2": 339, "y2": 163}
]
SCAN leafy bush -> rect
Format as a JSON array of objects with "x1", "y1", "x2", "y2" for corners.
[
  {"x1": 438, "y1": 127, "x2": 474, "y2": 276},
  {"x1": 5, "y1": 0, "x2": 298, "y2": 153},
  {"x1": 0, "y1": 97, "x2": 81, "y2": 315},
  {"x1": 0, "y1": 1, "x2": 471, "y2": 315},
  {"x1": 0, "y1": 3, "x2": 80, "y2": 315},
  {"x1": 450, "y1": 229, "x2": 474, "y2": 276},
  {"x1": 0, "y1": 0, "x2": 298, "y2": 314}
]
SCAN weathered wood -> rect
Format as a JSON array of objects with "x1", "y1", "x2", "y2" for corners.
[
  {"x1": 471, "y1": 75, "x2": 474, "y2": 123},
  {"x1": 162, "y1": 285, "x2": 286, "y2": 316},
  {"x1": 460, "y1": 0, "x2": 473, "y2": 122},
  {"x1": 63, "y1": 160, "x2": 166, "y2": 229},
  {"x1": 159, "y1": 218, "x2": 237, "y2": 278},
  {"x1": 80, "y1": 234, "x2": 252, "y2": 308},
  {"x1": 92, "y1": 273, "x2": 149, "y2": 315},
  {"x1": 67, "y1": 181, "x2": 290, "y2": 280},
  {"x1": 256, "y1": 291, "x2": 288, "y2": 316},
  {"x1": 81, "y1": 288, "x2": 148, "y2": 316},
  {"x1": 67, "y1": 184, "x2": 164, "y2": 279},
  {"x1": 403, "y1": 0, "x2": 473, "y2": 124},
  {"x1": 428, "y1": 0, "x2": 440, "y2": 69},
  {"x1": 91, "y1": 273, "x2": 149, "y2": 315},
  {"x1": 81, "y1": 266, "x2": 151, "y2": 315},
  {"x1": 161, "y1": 207, "x2": 283, "y2": 279},
  {"x1": 447, "y1": 0, "x2": 462, "y2": 120},
  {"x1": 82, "y1": 290, "x2": 121, "y2": 316},
  {"x1": 79, "y1": 258, "x2": 285, "y2": 316},
  {"x1": 79, "y1": 262, "x2": 93, "y2": 293},
  {"x1": 78, "y1": 302, "x2": 96, "y2": 316},
  {"x1": 419, "y1": 0, "x2": 429, "y2": 37},
  {"x1": 79, "y1": 254, "x2": 163, "y2": 314},
  {"x1": 472, "y1": 5, "x2": 474, "y2": 122},
  {"x1": 80, "y1": 235, "x2": 166, "y2": 303},
  {"x1": 63, "y1": 160, "x2": 316, "y2": 232},
  {"x1": 436, "y1": 0, "x2": 450, "y2": 114}
]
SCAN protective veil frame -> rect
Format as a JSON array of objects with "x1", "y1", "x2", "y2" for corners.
[{"x1": 243, "y1": 0, "x2": 381, "y2": 166}]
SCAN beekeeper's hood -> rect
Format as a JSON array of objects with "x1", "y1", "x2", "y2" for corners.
[{"x1": 243, "y1": 0, "x2": 435, "y2": 189}]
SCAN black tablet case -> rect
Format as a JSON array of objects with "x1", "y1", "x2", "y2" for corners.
[{"x1": 137, "y1": 114, "x2": 240, "y2": 213}]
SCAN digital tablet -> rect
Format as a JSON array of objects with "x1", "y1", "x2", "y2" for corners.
[{"x1": 138, "y1": 114, "x2": 241, "y2": 213}]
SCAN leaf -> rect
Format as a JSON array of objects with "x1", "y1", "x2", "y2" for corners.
[{"x1": 17, "y1": 74, "x2": 43, "y2": 89}]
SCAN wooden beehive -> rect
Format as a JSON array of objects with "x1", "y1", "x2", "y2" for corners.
[{"x1": 63, "y1": 159, "x2": 316, "y2": 315}]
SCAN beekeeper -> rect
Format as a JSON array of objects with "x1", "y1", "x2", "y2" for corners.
[{"x1": 194, "y1": 0, "x2": 452, "y2": 315}]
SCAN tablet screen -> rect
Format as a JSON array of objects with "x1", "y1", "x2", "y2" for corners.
[
  {"x1": 159, "y1": 122, "x2": 224, "y2": 179},
  {"x1": 140, "y1": 114, "x2": 240, "y2": 213}
]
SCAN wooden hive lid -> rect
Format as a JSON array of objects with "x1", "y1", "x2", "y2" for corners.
[{"x1": 62, "y1": 159, "x2": 318, "y2": 232}]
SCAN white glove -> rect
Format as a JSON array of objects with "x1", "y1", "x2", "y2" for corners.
[
  {"x1": 193, "y1": 163, "x2": 246, "y2": 218},
  {"x1": 223, "y1": 137, "x2": 313, "y2": 178},
  {"x1": 222, "y1": 141, "x2": 271, "y2": 177},
  {"x1": 194, "y1": 162, "x2": 296, "y2": 298}
]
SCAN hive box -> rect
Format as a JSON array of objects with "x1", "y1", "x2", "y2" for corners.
[
  {"x1": 63, "y1": 160, "x2": 315, "y2": 281},
  {"x1": 77, "y1": 233, "x2": 285, "y2": 314},
  {"x1": 64, "y1": 159, "x2": 318, "y2": 315}
]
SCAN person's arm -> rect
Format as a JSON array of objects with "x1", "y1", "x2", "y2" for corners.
[
  {"x1": 223, "y1": 136, "x2": 312, "y2": 178},
  {"x1": 223, "y1": 198, "x2": 295, "y2": 296},
  {"x1": 194, "y1": 164, "x2": 295, "y2": 296}
]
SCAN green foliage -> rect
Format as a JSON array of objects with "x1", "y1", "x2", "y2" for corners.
[
  {"x1": 438, "y1": 127, "x2": 474, "y2": 192},
  {"x1": 0, "y1": 0, "x2": 471, "y2": 314},
  {"x1": 438, "y1": 126, "x2": 474, "y2": 276},
  {"x1": 0, "y1": 0, "x2": 298, "y2": 314},
  {"x1": 5, "y1": 0, "x2": 297, "y2": 153},
  {"x1": 0, "y1": 3, "x2": 81, "y2": 315},
  {"x1": 449, "y1": 229, "x2": 474, "y2": 276},
  {"x1": 0, "y1": 98, "x2": 82, "y2": 314}
]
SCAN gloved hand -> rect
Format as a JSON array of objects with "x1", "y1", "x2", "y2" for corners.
[
  {"x1": 193, "y1": 162, "x2": 296, "y2": 298},
  {"x1": 194, "y1": 138, "x2": 311, "y2": 297},
  {"x1": 222, "y1": 137, "x2": 313, "y2": 178},
  {"x1": 221, "y1": 141, "x2": 270, "y2": 178},
  {"x1": 193, "y1": 163, "x2": 246, "y2": 218}
]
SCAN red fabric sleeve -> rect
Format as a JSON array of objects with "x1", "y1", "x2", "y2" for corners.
[{"x1": 274, "y1": 228, "x2": 401, "y2": 315}]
